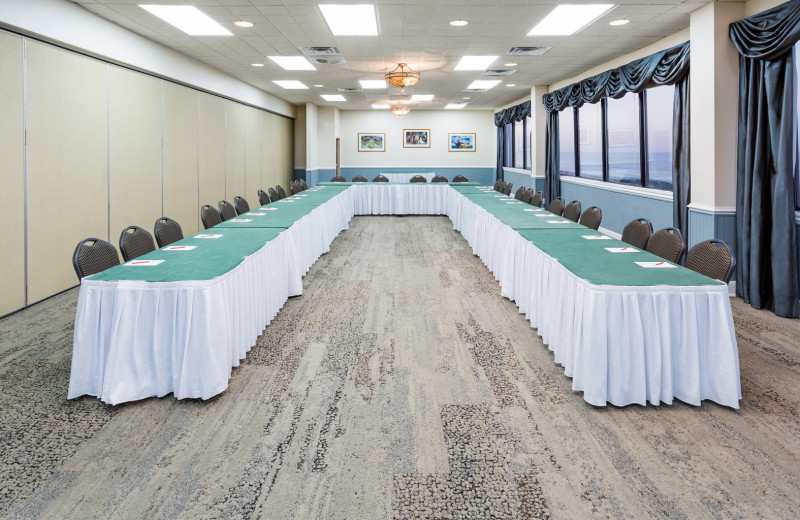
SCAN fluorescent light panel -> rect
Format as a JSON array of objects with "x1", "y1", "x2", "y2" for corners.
[
  {"x1": 273, "y1": 80, "x2": 308, "y2": 89},
  {"x1": 359, "y1": 80, "x2": 387, "y2": 89},
  {"x1": 466, "y1": 80, "x2": 501, "y2": 90},
  {"x1": 319, "y1": 4, "x2": 378, "y2": 36},
  {"x1": 411, "y1": 94, "x2": 434, "y2": 101},
  {"x1": 446, "y1": 103, "x2": 467, "y2": 109},
  {"x1": 528, "y1": 4, "x2": 615, "y2": 36},
  {"x1": 139, "y1": 5, "x2": 231, "y2": 36},
  {"x1": 321, "y1": 94, "x2": 346, "y2": 101},
  {"x1": 372, "y1": 104, "x2": 390, "y2": 109},
  {"x1": 454, "y1": 55, "x2": 498, "y2": 71},
  {"x1": 269, "y1": 56, "x2": 315, "y2": 70}
]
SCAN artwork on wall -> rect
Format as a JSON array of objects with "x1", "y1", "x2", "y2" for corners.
[
  {"x1": 403, "y1": 129, "x2": 430, "y2": 148},
  {"x1": 358, "y1": 133, "x2": 385, "y2": 152},
  {"x1": 448, "y1": 133, "x2": 476, "y2": 152}
]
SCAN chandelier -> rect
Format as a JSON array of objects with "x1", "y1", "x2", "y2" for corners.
[
  {"x1": 385, "y1": 63, "x2": 420, "y2": 88},
  {"x1": 390, "y1": 103, "x2": 410, "y2": 116}
]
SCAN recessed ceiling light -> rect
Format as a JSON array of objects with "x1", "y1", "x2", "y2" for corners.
[
  {"x1": 139, "y1": 5, "x2": 232, "y2": 36},
  {"x1": 359, "y1": 80, "x2": 387, "y2": 89},
  {"x1": 450, "y1": 20, "x2": 468, "y2": 27},
  {"x1": 268, "y1": 56, "x2": 315, "y2": 70},
  {"x1": 234, "y1": 20, "x2": 254, "y2": 28},
  {"x1": 319, "y1": 4, "x2": 378, "y2": 36},
  {"x1": 504, "y1": 62, "x2": 517, "y2": 66},
  {"x1": 466, "y1": 80, "x2": 501, "y2": 90},
  {"x1": 609, "y1": 19, "x2": 630, "y2": 26},
  {"x1": 411, "y1": 94, "x2": 434, "y2": 101},
  {"x1": 506, "y1": 83, "x2": 516, "y2": 87},
  {"x1": 372, "y1": 104, "x2": 390, "y2": 109},
  {"x1": 273, "y1": 80, "x2": 308, "y2": 89},
  {"x1": 251, "y1": 63, "x2": 264, "y2": 67},
  {"x1": 321, "y1": 94, "x2": 346, "y2": 101},
  {"x1": 528, "y1": 4, "x2": 615, "y2": 36},
  {"x1": 314, "y1": 84, "x2": 324, "y2": 87},
  {"x1": 446, "y1": 103, "x2": 467, "y2": 109},
  {"x1": 454, "y1": 55, "x2": 499, "y2": 71}
]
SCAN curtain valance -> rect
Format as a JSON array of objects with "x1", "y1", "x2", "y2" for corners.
[
  {"x1": 729, "y1": 0, "x2": 800, "y2": 60},
  {"x1": 542, "y1": 41, "x2": 690, "y2": 112},
  {"x1": 494, "y1": 100, "x2": 531, "y2": 127}
]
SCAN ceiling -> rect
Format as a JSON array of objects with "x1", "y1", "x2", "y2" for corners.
[{"x1": 73, "y1": 0, "x2": 713, "y2": 111}]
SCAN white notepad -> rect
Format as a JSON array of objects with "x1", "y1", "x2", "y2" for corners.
[
  {"x1": 230, "y1": 219, "x2": 253, "y2": 222},
  {"x1": 547, "y1": 220, "x2": 570, "y2": 224},
  {"x1": 582, "y1": 235, "x2": 611, "y2": 240},
  {"x1": 636, "y1": 261, "x2": 677, "y2": 268},
  {"x1": 263, "y1": 207, "x2": 278, "y2": 211},
  {"x1": 196, "y1": 234, "x2": 222, "y2": 239},
  {"x1": 605, "y1": 247, "x2": 639, "y2": 253},
  {"x1": 524, "y1": 208, "x2": 542, "y2": 212},
  {"x1": 163, "y1": 246, "x2": 196, "y2": 251},
  {"x1": 125, "y1": 260, "x2": 164, "y2": 266},
  {"x1": 248, "y1": 213, "x2": 266, "y2": 216},
  {"x1": 506, "y1": 201, "x2": 522, "y2": 204}
]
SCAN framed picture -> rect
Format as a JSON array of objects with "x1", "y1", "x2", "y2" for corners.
[
  {"x1": 358, "y1": 133, "x2": 385, "y2": 152},
  {"x1": 448, "y1": 133, "x2": 476, "y2": 152},
  {"x1": 403, "y1": 129, "x2": 430, "y2": 148}
]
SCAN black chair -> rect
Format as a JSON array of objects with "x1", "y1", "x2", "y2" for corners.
[
  {"x1": 563, "y1": 200, "x2": 582, "y2": 222},
  {"x1": 268, "y1": 187, "x2": 280, "y2": 202},
  {"x1": 686, "y1": 239, "x2": 736, "y2": 283},
  {"x1": 621, "y1": 218, "x2": 653, "y2": 249},
  {"x1": 154, "y1": 217, "x2": 183, "y2": 248},
  {"x1": 493, "y1": 179, "x2": 503, "y2": 191},
  {"x1": 431, "y1": 175, "x2": 449, "y2": 183},
  {"x1": 452, "y1": 175, "x2": 469, "y2": 182},
  {"x1": 299, "y1": 179, "x2": 308, "y2": 191},
  {"x1": 275, "y1": 185, "x2": 288, "y2": 199},
  {"x1": 372, "y1": 175, "x2": 389, "y2": 182},
  {"x1": 520, "y1": 189, "x2": 533, "y2": 204},
  {"x1": 646, "y1": 227, "x2": 686, "y2": 263},
  {"x1": 514, "y1": 187, "x2": 526, "y2": 200},
  {"x1": 410, "y1": 175, "x2": 427, "y2": 183},
  {"x1": 495, "y1": 180, "x2": 505, "y2": 192},
  {"x1": 233, "y1": 196, "x2": 250, "y2": 215},
  {"x1": 119, "y1": 225, "x2": 156, "y2": 262},
  {"x1": 290, "y1": 181, "x2": 302, "y2": 194},
  {"x1": 502, "y1": 182, "x2": 513, "y2": 195},
  {"x1": 201, "y1": 204, "x2": 222, "y2": 229},
  {"x1": 530, "y1": 191, "x2": 543, "y2": 208},
  {"x1": 257, "y1": 189, "x2": 271, "y2": 206},
  {"x1": 218, "y1": 200, "x2": 237, "y2": 221},
  {"x1": 330, "y1": 176, "x2": 347, "y2": 182},
  {"x1": 73, "y1": 238, "x2": 120, "y2": 280},
  {"x1": 548, "y1": 197, "x2": 565, "y2": 216},
  {"x1": 578, "y1": 206, "x2": 602, "y2": 230},
  {"x1": 352, "y1": 175, "x2": 368, "y2": 182}
]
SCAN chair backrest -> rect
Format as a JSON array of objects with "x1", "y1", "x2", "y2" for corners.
[
  {"x1": 563, "y1": 200, "x2": 582, "y2": 222},
  {"x1": 502, "y1": 182, "x2": 513, "y2": 195},
  {"x1": 299, "y1": 179, "x2": 308, "y2": 190},
  {"x1": 330, "y1": 176, "x2": 347, "y2": 182},
  {"x1": 495, "y1": 180, "x2": 506, "y2": 192},
  {"x1": 73, "y1": 238, "x2": 119, "y2": 280},
  {"x1": 520, "y1": 189, "x2": 533, "y2": 204},
  {"x1": 621, "y1": 218, "x2": 653, "y2": 249},
  {"x1": 218, "y1": 200, "x2": 237, "y2": 221},
  {"x1": 275, "y1": 185, "x2": 287, "y2": 199},
  {"x1": 267, "y1": 187, "x2": 280, "y2": 202},
  {"x1": 686, "y1": 239, "x2": 736, "y2": 282},
  {"x1": 372, "y1": 174, "x2": 389, "y2": 182},
  {"x1": 409, "y1": 175, "x2": 427, "y2": 183},
  {"x1": 233, "y1": 196, "x2": 250, "y2": 215},
  {"x1": 290, "y1": 181, "x2": 302, "y2": 194},
  {"x1": 201, "y1": 204, "x2": 222, "y2": 229},
  {"x1": 548, "y1": 197, "x2": 565, "y2": 215},
  {"x1": 493, "y1": 179, "x2": 503, "y2": 191},
  {"x1": 119, "y1": 225, "x2": 156, "y2": 262},
  {"x1": 257, "y1": 189, "x2": 271, "y2": 206},
  {"x1": 352, "y1": 175, "x2": 368, "y2": 182},
  {"x1": 514, "y1": 187, "x2": 526, "y2": 200},
  {"x1": 531, "y1": 191, "x2": 543, "y2": 208},
  {"x1": 452, "y1": 175, "x2": 469, "y2": 182},
  {"x1": 646, "y1": 227, "x2": 686, "y2": 263},
  {"x1": 154, "y1": 217, "x2": 184, "y2": 248},
  {"x1": 578, "y1": 206, "x2": 602, "y2": 230},
  {"x1": 431, "y1": 175, "x2": 448, "y2": 183}
]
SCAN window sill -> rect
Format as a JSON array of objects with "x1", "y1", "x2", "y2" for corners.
[
  {"x1": 559, "y1": 175, "x2": 673, "y2": 202},
  {"x1": 503, "y1": 167, "x2": 544, "y2": 178}
]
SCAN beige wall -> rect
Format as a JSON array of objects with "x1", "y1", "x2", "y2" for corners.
[{"x1": 0, "y1": 34, "x2": 294, "y2": 316}]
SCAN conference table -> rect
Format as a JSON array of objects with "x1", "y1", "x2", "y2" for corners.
[
  {"x1": 69, "y1": 182, "x2": 740, "y2": 409},
  {"x1": 380, "y1": 172, "x2": 436, "y2": 183}
]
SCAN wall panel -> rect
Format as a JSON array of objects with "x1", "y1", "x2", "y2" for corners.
[
  {"x1": 198, "y1": 92, "x2": 225, "y2": 229},
  {"x1": 261, "y1": 113, "x2": 276, "y2": 191},
  {"x1": 225, "y1": 100, "x2": 246, "y2": 200},
  {"x1": 108, "y1": 67, "x2": 162, "y2": 240},
  {"x1": 0, "y1": 32, "x2": 25, "y2": 314},
  {"x1": 163, "y1": 83, "x2": 199, "y2": 236},
  {"x1": 25, "y1": 41, "x2": 107, "y2": 302},
  {"x1": 245, "y1": 106, "x2": 261, "y2": 205}
]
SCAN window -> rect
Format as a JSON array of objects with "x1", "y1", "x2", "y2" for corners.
[
  {"x1": 578, "y1": 101, "x2": 603, "y2": 180},
  {"x1": 559, "y1": 108, "x2": 576, "y2": 176},
  {"x1": 503, "y1": 122, "x2": 513, "y2": 167},
  {"x1": 607, "y1": 92, "x2": 641, "y2": 185},
  {"x1": 645, "y1": 85, "x2": 674, "y2": 190},
  {"x1": 514, "y1": 118, "x2": 525, "y2": 169},
  {"x1": 526, "y1": 115, "x2": 532, "y2": 170},
  {"x1": 502, "y1": 116, "x2": 532, "y2": 170}
]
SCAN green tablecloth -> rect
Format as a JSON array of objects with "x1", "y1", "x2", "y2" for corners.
[
  {"x1": 315, "y1": 181, "x2": 482, "y2": 186},
  {"x1": 466, "y1": 195, "x2": 584, "y2": 230},
  {"x1": 215, "y1": 186, "x2": 348, "y2": 229}
]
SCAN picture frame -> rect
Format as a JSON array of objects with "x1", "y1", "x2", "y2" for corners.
[
  {"x1": 358, "y1": 133, "x2": 385, "y2": 152},
  {"x1": 403, "y1": 129, "x2": 430, "y2": 148},
  {"x1": 448, "y1": 133, "x2": 476, "y2": 152}
]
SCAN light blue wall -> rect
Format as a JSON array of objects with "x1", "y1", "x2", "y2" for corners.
[{"x1": 687, "y1": 209, "x2": 737, "y2": 250}]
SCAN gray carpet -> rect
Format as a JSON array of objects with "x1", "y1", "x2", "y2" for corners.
[{"x1": 1, "y1": 216, "x2": 799, "y2": 519}]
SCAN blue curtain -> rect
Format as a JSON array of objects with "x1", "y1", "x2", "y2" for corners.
[
  {"x1": 730, "y1": 0, "x2": 800, "y2": 317},
  {"x1": 544, "y1": 111, "x2": 560, "y2": 204},
  {"x1": 494, "y1": 101, "x2": 532, "y2": 181},
  {"x1": 542, "y1": 41, "x2": 691, "y2": 228}
]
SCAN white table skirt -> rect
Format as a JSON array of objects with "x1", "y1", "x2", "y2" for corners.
[
  {"x1": 351, "y1": 183, "x2": 450, "y2": 215},
  {"x1": 382, "y1": 172, "x2": 435, "y2": 183}
]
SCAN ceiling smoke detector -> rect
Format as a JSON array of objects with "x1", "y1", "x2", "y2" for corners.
[{"x1": 314, "y1": 56, "x2": 347, "y2": 65}]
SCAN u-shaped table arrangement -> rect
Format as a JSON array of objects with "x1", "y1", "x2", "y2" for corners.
[{"x1": 69, "y1": 182, "x2": 740, "y2": 408}]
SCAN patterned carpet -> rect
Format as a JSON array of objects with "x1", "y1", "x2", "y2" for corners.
[{"x1": 1, "y1": 216, "x2": 799, "y2": 519}]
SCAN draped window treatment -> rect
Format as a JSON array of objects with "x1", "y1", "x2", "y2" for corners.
[
  {"x1": 730, "y1": 0, "x2": 800, "y2": 318},
  {"x1": 494, "y1": 100, "x2": 531, "y2": 181},
  {"x1": 541, "y1": 42, "x2": 691, "y2": 238}
]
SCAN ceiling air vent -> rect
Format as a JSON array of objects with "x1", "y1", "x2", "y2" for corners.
[
  {"x1": 338, "y1": 87, "x2": 362, "y2": 93},
  {"x1": 298, "y1": 46, "x2": 342, "y2": 56},
  {"x1": 313, "y1": 56, "x2": 347, "y2": 65},
  {"x1": 506, "y1": 46, "x2": 551, "y2": 56},
  {"x1": 463, "y1": 88, "x2": 488, "y2": 93},
  {"x1": 482, "y1": 69, "x2": 516, "y2": 76}
]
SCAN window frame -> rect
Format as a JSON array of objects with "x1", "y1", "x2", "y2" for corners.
[{"x1": 502, "y1": 116, "x2": 532, "y2": 171}]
